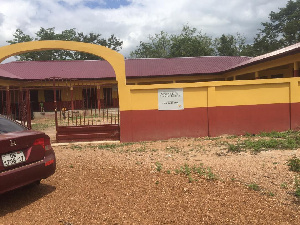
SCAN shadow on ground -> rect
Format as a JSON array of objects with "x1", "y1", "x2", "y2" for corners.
[{"x1": 0, "y1": 183, "x2": 56, "y2": 216}]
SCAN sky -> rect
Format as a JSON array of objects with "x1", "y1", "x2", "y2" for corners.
[{"x1": 0, "y1": 0, "x2": 290, "y2": 62}]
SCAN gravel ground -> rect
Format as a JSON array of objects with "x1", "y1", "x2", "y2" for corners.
[{"x1": 1, "y1": 135, "x2": 300, "y2": 224}]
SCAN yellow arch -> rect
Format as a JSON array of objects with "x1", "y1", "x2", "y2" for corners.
[
  {"x1": 0, "y1": 40, "x2": 130, "y2": 109},
  {"x1": 0, "y1": 40, "x2": 126, "y2": 85}
]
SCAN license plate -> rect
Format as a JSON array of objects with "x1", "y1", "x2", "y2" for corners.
[{"x1": 1, "y1": 151, "x2": 26, "y2": 167}]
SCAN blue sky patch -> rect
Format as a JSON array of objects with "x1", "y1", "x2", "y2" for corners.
[{"x1": 85, "y1": 0, "x2": 131, "y2": 9}]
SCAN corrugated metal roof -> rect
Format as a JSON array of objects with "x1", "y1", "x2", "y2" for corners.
[
  {"x1": 0, "y1": 56, "x2": 250, "y2": 80},
  {"x1": 230, "y1": 42, "x2": 300, "y2": 70},
  {"x1": 0, "y1": 68, "x2": 23, "y2": 80},
  {"x1": 0, "y1": 60, "x2": 116, "y2": 80},
  {"x1": 126, "y1": 56, "x2": 251, "y2": 77}
]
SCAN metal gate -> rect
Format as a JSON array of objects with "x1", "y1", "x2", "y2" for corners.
[
  {"x1": 0, "y1": 87, "x2": 32, "y2": 129},
  {"x1": 53, "y1": 78, "x2": 120, "y2": 143}
]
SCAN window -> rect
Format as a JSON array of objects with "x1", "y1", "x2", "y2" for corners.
[{"x1": 0, "y1": 116, "x2": 26, "y2": 133}]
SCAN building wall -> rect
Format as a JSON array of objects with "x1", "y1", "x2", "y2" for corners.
[{"x1": 120, "y1": 78, "x2": 300, "y2": 142}]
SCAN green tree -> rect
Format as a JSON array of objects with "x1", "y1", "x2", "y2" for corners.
[
  {"x1": 214, "y1": 33, "x2": 248, "y2": 56},
  {"x1": 252, "y1": 0, "x2": 300, "y2": 55},
  {"x1": 129, "y1": 31, "x2": 171, "y2": 58},
  {"x1": 130, "y1": 25, "x2": 214, "y2": 58},
  {"x1": 7, "y1": 27, "x2": 123, "y2": 61},
  {"x1": 169, "y1": 26, "x2": 214, "y2": 57}
]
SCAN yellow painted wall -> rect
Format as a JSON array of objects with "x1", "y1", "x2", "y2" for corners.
[
  {"x1": 0, "y1": 79, "x2": 18, "y2": 87},
  {"x1": 100, "y1": 86, "x2": 104, "y2": 99},
  {"x1": 121, "y1": 78, "x2": 300, "y2": 111},
  {"x1": 214, "y1": 83, "x2": 289, "y2": 106},
  {"x1": 73, "y1": 87, "x2": 83, "y2": 100},
  {"x1": 61, "y1": 88, "x2": 70, "y2": 101}
]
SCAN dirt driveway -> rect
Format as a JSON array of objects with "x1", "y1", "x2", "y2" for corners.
[{"x1": 1, "y1": 135, "x2": 300, "y2": 224}]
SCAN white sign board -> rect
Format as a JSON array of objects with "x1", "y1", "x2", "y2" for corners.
[{"x1": 158, "y1": 88, "x2": 184, "y2": 110}]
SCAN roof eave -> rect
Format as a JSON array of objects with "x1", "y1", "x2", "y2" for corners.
[{"x1": 224, "y1": 45, "x2": 300, "y2": 73}]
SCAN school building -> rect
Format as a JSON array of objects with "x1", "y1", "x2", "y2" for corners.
[{"x1": 0, "y1": 41, "x2": 299, "y2": 142}]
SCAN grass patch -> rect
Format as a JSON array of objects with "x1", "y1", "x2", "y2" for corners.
[
  {"x1": 294, "y1": 175, "x2": 300, "y2": 197},
  {"x1": 247, "y1": 183, "x2": 260, "y2": 191},
  {"x1": 227, "y1": 130, "x2": 300, "y2": 153},
  {"x1": 188, "y1": 144, "x2": 203, "y2": 152},
  {"x1": 228, "y1": 143, "x2": 243, "y2": 153},
  {"x1": 70, "y1": 145, "x2": 83, "y2": 150},
  {"x1": 119, "y1": 142, "x2": 135, "y2": 147},
  {"x1": 245, "y1": 138, "x2": 298, "y2": 152},
  {"x1": 97, "y1": 144, "x2": 118, "y2": 150},
  {"x1": 132, "y1": 145, "x2": 147, "y2": 152},
  {"x1": 165, "y1": 146, "x2": 180, "y2": 153},
  {"x1": 280, "y1": 182, "x2": 288, "y2": 189},
  {"x1": 257, "y1": 130, "x2": 298, "y2": 138},
  {"x1": 174, "y1": 164, "x2": 217, "y2": 182},
  {"x1": 265, "y1": 191, "x2": 275, "y2": 197},
  {"x1": 31, "y1": 122, "x2": 52, "y2": 130},
  {"x1": 155, "y1": 162, "x2": 163, "y2": 172},
  {"x1": 287, "y1": 156, "x2": 300, "y2": 172}
]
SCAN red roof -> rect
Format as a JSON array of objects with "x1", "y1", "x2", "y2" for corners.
[
  {"x1": 0, "y1": 68, "x2": 23, "y2": 80},
  {"x1": 0, "y1": 43, "x2": 298, "y2": 80},
  {"x1": 231, "y1": 42, "x2": 300, "y2": 71},
  {"x1": 126, "y1": 56, "x2": 250, "y2": 77},
  {"x1": 0, "y1": 60, "x2": 116, "y2": 80},
  {"x1": 0, "y1": 56, "x2": 250, "y2": 80}
]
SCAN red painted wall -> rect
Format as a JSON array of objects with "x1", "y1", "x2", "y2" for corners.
[
  {"x1": 291, "y1": 102, "x2": 300, "y2": 130},
  {"x1": 208, "y1": 103, "x2": 290, "y2": 136},
  {"x1": 120, "y1": 108, "x2": 208, "y2": 142},
  {"x1": 120, "y1": 102, "x2": 300, "y2": 142}
]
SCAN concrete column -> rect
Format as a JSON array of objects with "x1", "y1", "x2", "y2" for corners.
[
  {"x1": 70, "y1": 86, "x2": 74, "y2": 110},
  {"x1": 294, "y1": 62, "x2": 299, "y2": 77},
  {"x1": 6, "y1": 86, "x2": 10, "y2": 115},
  {"x1": 255, "y1": 71, "x2": 259, "y2": 79},
  {"x1": 97, "y1": 85, "x2": 101, "y2": 110}
]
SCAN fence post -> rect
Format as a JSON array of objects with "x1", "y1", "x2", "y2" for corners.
[
  {"x1": 53, "y1": 78, "x2": 58, "y2": 130},
  {"x1": 6, "y1": 86, "x2": 10, "y2": 116},
  {"x1": 26, "y1": 89, "x2": 31, "y2": 129},
  {"x1": 97, "y1": 85, "x2": 101, "y2": 111}
]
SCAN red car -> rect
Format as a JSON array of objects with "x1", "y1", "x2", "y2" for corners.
[{"x1": 0, "y1": 115, "x2": 56, "y2": 194}]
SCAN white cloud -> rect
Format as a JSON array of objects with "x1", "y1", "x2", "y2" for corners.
[
  {"x1": 0, "y1": 12, "x2": 3, "y2": 25},
  {"x1": 0, "y1": 0, "x2": 290, "y2": 58}
]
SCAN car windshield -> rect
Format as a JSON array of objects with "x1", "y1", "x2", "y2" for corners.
[{"x1": 0, "y1": 116, "x2": 26, "y2": 134}]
